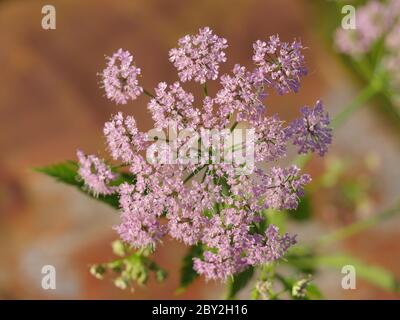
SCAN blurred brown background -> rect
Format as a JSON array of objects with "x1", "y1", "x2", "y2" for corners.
[{"x1": 0, "y1": 0, "x2": 399, "y2": 299}]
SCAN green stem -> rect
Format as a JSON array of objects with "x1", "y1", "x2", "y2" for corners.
[
  {"x1": 331, "y1": 79, "x2": 381, "y2": 129},
  {"x1": 143, "y1": 89, "x2": 155, "y2": 99},
  {"x1": 316, "y1": 201, "x2": 400, "y2": 247},
  {"x1": 203, "y1": 83, "x2": 208, "y2": 96},
  {"x1": 230, "y1": 121, "x2": 238, "y2": 132},
  {"x1": 183, "y1": 165, "x2": 206, "y2": 184},
  {"x1": 294, "y1": 154, "x2": 312, "y2": 169},
  {"x1": 201, "y1": 167, "x2": 209, "y2": 183}
]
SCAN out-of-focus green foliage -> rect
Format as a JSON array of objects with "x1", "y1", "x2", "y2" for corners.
[
  {"x1": 176, "y1": 244, "x2": 204, "y2": 294},
  {"x1": 226, "y1": 267, "x2": 254, "y2": 300},
  {"x1": 90, "y1": 240, "x2": 167, "y2": 291}
]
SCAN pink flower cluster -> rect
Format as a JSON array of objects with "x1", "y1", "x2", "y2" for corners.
[
  {"x1": 101, "y1": 49, "x2": 143, "y2": 105},
  {"x1": 79, "y1": 27, "x2": 332, "y2": 281},
  {"x1": 169, "y1": 27, "x2": 228, "y2": 84},
  {"x1": 148, "y1": 82, "x2": 200, "y2": 130}
]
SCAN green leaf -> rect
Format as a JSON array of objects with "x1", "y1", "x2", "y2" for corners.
[
  {"x1": 176, "y1": 244, "x2": 203, "y2": 294},
  {"x1": 306, "y1": 283, "x2": 323, "y2": 300},
  {"x1": 34, "y1": 161, "x2": 134, "y2": 210},
  {"x1": 288, "y1": 192, "x2": 312, "y2": 222},
  {"x1": 147, "y1": 260, "x2": 168, "y2": 283},
  {"x1": 265, "y1": 209, "x2": 287, "y2": 231},
  {"x1": 35, "y1": 161, "x2": 80, "y2": 185},
  {"x1": 294, "y1": 153, "x2": 312, "y2": 169},
  {"x1": 284, "y1": 245, "x2": 317, "y2": 274},
  {"x1": 226, "y1": 267, "x2": 254, "y2": 300}
]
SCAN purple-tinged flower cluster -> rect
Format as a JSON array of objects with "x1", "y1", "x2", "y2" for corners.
[
  {"x1": 287, "y1": 100, "x2": 332, "y2": 157},
  {"x1": 169, "y1": 27, "x2": 228, "y2": 84},
  {"x1": 77, "y1": 150, "x2": 117, "y2": 196},
  {"x1": 253, "y1": 166, "x2": 311, "y2": 211},
  {"x1": 78, "y1": 27, "x2": 332, "y2": 281},
  {"x1": 101, "y1": 49, "x2": 143, "y2": 105},
  {"x1": 253, "y1": 35, "x2": 307, "y2": 95}
]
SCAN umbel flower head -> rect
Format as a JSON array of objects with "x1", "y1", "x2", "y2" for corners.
[
  {"x1": 169, "y1": 27, "x2": 228, "y2": 84},
  {"x1": 287, "y1": 100, "x2": 332, "y2": 157},
  {"x1": 101, "y1": 48, "x2": 143, "y2": 104},
  {"x1": 79, "y1": 27, "x2": 332, "y2": 281},
  {"x1": 252, "y1": 35, "x2": 307, "y2": 95}
]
